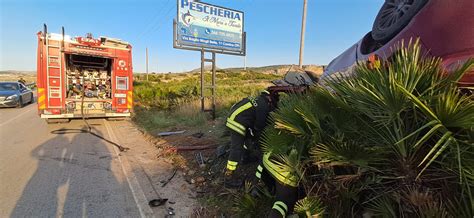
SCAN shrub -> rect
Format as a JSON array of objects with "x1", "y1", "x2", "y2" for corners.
[{"x1": 256, "y1": 40, "x2": 473, "y2": 217}]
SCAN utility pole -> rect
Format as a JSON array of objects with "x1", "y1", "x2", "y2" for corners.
[
  {"x1": 146, "y1": 47, "x2": 149, "y2": 81},
  {"x1": 244, "y1": 55, "x2": 247, "y2": 71},
  {"x1": 299, "y1": 0, "x2": 308, "y2": 68}
]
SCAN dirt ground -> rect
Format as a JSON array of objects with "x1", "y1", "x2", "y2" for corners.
[
  {"x1": 110, "y1": 120, "x2": 199, "y2": 216},
  {"x1": 138, "y1": 122, "x2": 263, "y2": 217}
]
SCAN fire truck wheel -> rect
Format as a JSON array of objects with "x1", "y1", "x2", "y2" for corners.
[{"x1": 16, "y1": 97, "x2": 24, "y2": 108}]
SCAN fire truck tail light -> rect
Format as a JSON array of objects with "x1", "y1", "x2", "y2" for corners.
[
  {"x1": 44, "y1": 109, "x2": 61, "y2": 115},
  {"x1": 116, "y1": 108, "x2": 129, "y2": 113}
]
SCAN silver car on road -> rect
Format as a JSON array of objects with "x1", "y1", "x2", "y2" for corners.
[{"x1": 0, "y1": 82, "x2": 34, "y2": 108}]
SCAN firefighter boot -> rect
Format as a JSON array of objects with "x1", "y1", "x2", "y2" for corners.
[{"x1": 224, "y1": 170, "x2": 243, "y2": 188}]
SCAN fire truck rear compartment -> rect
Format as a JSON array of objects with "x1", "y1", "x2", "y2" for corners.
[
  {"x1": 65, "y1": 54, "x2": 113, "y2": 112},
  {"x1": 65, "y1": 54, "x2": 112, "y2": 99}
]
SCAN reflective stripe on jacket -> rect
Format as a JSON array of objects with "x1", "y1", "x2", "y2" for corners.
[
  {"x1": 262, "y1": 152, "x2": 299, "y2": 187},
  {"x1": 226, "y1": 101, "x2": 253, "y2": 135},
  {"x1": 226, "y1": 95, "x2": 270, "y2": 136}
]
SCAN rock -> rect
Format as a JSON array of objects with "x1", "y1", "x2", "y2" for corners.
[{"x1": 196, "y1": 176, "x2": 205, "y2": 183}]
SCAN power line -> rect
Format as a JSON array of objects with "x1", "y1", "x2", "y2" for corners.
[
  {"x1": 144, "y1": 4, "x2": 175, "y2": 39},
  {"x1": 135, "y1": 0, "x2": 173, "y2": 42}
]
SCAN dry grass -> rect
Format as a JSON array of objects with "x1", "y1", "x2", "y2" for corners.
[{"x1": 0, "y1": 72, "x2": 36, "y2": 84}]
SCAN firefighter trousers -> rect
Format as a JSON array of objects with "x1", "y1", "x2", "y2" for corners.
[
  {"x1": 227, "y1": 130, "x2": 262, "y2": 171},
  {"x1": 227, "y1": 131, "x2": 246, "y2": 171},
  {"x1": 255, "y1": 163, "x2": 298, "y2": 218}
]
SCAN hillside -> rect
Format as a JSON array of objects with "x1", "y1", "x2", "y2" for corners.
[
  {"x1": 187, "y1": 64, "x2": 325, "y2": 76},
  {"x1": 224, "y1": 64, "x2": 324, "y2": 75},
  {"x1": 0, "y1": 71, "x2": 36, "y2": 83}
]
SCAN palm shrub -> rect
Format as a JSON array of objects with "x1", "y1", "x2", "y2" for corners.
[{"x1": 259, "y1": 39, "x2": 473, "y2": 217}]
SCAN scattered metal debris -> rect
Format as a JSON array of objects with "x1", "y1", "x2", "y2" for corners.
[
  {"x1": 158, "y1": 130, "x2": 186, "y2": 137},
  {"x1": 195, "y1": 152, "x2": 205, "y2": 166},
  {"x1": 176, "y1": 144, "x2": 217, "y2": 151}
]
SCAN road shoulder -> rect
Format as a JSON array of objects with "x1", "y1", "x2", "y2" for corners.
[{"x1": 107, "y1": 120, "x2": 197, "y2": 217}]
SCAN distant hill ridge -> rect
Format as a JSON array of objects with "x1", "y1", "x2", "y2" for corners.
[
  {"x1": 187, "y1": 64, "x2": 325, "y2": 76},
  {"x1": 0, "y1": 70, "x2": 36, "y2": 75}
]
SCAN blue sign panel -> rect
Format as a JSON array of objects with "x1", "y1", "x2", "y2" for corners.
[{"x1": 176, "y1": 0, "x2": 244, "y2": 54}]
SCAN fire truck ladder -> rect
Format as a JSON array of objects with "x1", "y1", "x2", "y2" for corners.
[{"x1": 44, "y1": 25, "x2": 64, "y2": 108}]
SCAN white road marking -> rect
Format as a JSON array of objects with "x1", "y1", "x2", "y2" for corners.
[
  {"x1": 0, "y1": 107, "x2": 35, "y2": 127},
  {"x1": 103, "y1": 120, "x2": 154, "y2": 218}
]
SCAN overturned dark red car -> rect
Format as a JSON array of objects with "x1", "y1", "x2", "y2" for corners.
[{"x1": 321, "y1": 0, "x2": 474, "y2": 90}]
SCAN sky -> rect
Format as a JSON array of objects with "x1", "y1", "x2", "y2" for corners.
[{"x1": 0, "y1": 0, "x2": 384, "y2": 73}]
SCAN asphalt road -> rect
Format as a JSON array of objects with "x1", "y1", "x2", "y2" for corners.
[{"x1": 0, "y1": 102, "x2": 143, "y2": 217}]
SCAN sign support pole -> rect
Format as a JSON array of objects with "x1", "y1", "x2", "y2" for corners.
[
  {"x1": 199, "y1": 50, "x2": 217, "y2": 119},
  {"x1": 200, "y1": 50, "x2": 205, "y2": 112},
  {"x1": 211, "y1": 52, "x2": 216, "y2": 119}
]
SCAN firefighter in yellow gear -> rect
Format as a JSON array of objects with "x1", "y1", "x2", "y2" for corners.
[
  {"x1": 255, "y1": 149, "x2": 300, "y2": 218},
  {"x1": 224, "y1": 90, "x2": 278, "y2": 188}
]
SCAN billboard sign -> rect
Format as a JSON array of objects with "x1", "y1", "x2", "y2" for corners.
[{"x1": 175, "y1": 0, "x2": 245, "y2": 55}]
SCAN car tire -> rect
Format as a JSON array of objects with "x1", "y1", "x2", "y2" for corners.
[
  {"x1": 372, "y1": 0, "x2": 429, "y2": 43},
  {"x1": 17, "y1": 97, "x2": 23, "y2": 108},
  {"x1": 30, "y1": 93, "x2": 34, "y2": 103}
]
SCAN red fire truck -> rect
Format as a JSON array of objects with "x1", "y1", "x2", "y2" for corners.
[{"x1": 36, "y1": 25, "x2": 133, "y2": 121}]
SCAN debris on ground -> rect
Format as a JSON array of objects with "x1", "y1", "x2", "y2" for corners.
[
  {"x1": 176, "y1": 144, "x2": 217, "y2": 151},
  {"x1": 158, "y1": 130, "x2": 186, "y2": 137},
  {"x1": 195, "y1": 152, "x2": 205, "y2": 165},
  {"x1": 161, "y1": 168, "x2": 178, "y2": 187},
  {"x1": 192, "y1": 132, "x2": 204, "y2": 138},
  {"x1": 148, "y1": 198, "x2": 168, "y2": 207},
  {"x1": 215, "y1": 145, "x2": 227, "y2": 158},
  {"x1": 142, "y1": 128, "x2": 259, "y2": 216}
]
